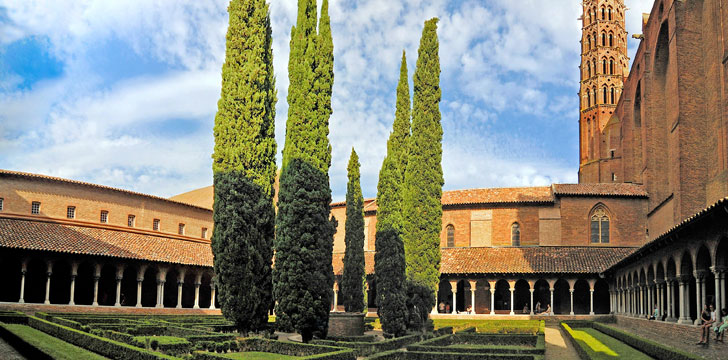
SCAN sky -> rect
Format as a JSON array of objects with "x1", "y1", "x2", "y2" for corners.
[{"x1": 0, "y1": 0, "x2": 655, "y2": 201}]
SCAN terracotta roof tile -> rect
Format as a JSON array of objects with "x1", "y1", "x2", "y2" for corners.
[
  {"x1": 0, "y1": 218, "x2": 213, "y2": 266},
  {"x1": 439, "y1": 246, "x2": 636, "y2": 275},
  {"x1": 552, "y1": 183, "x2": 647, "y2": 197}
]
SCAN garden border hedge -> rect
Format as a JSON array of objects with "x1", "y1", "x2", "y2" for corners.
[
  {"x1": 0, "y1": 323, "x2": 54, "y2": 360},
  {"x1": 28, "y1": 316, "x2": 177, "y2": 360}
]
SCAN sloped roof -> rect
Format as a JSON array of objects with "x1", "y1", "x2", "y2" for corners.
[
  {"x1": 552, "y1": 183, "x2": 647, "y2": 197},
  {"x1": 333, "y1": 251, "x2": 375, "y2": 276},
  {"x1": 0, "y1": 218, "x2": 213, "y2": 267},
  {"x1": 440, "y1": 246, "x2": 637, "y2": 275},
  {"x1": 169, "y1": 186, "x2": 214, "y2": 210}
]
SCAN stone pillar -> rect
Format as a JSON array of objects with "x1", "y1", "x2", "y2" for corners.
[
  {"x1": 529, "y1": 289, "x2": 535, "y2": 315},
  {"x1": 509, "y1": 283, "x2": 515, "y2": 316},
  {"x1": 69, "y1": 262, "x2": 78, "y2": 306},
  {"x1": 588, "y1": 279, "x2": 596, "y2": 315},
  {"x1": 647, "y1": 285, "x2": 652, "y2": 317},
  {"x1": 567, "y1": 279, "x2": 576, "y2": 315},
  {"x1": 720, "y1": 270, "x2": 727, "y2": 311},
  {"x1": 432, "y1": 286, "x2": 439, "y2": 315},
  {"x1": 19, "y1": 260, "x2": 27, "y2": 303},
  {"x1": 136, "y1": 277, "x2": 143, "y2": 307},
  {"x1": 639, "y1": 285, "x2": 644, "y2": 316},
  {"x1": 656, "y1": 281, "x2": 664, "y2": 320},
  {"x1": 549, "y1": 287, "x2": 555, "y2": 315},
  {"x1": 114, "y1": 266, "x2": 124, "y2": 307},
  {"x1": 666, "y1": 280, "x2": 675, "y2": 321},
  {"x1": 209, "y1": 279, "x2": 216, "y2": 310},
  {"x1": 449, "y1": 280, "x2": 458, "y2": 314},
  {"x1": 44, "y1": 261, "x2": 53, "y2": 304},
  {"x1": 694, "y1": 271, "x2": 705, "y2": 325},
  {"x1": 333, "y1": 281, "x2": 339, "y2": 312},
  {"x1": 176, "y1": 280, "x2": 184, "y2": 309},
  {"x1": 678, "y1": 275, "x2": 691, "y2": 324},
  {"x1": 469, "y1": 280, "x2": 477, "y2": 314},
  {"x1": 713, "y1": 268, "x2": 722, "y2": 313},
  {"x1": 489, "y1": 286, "x2": 496, "y2": 315},
  {"x1": 92, "y1": 264, "x2": 101, "y2": 307},
  {"x1": 193, "y1": 273, "x2": 202, "y2": 309}
]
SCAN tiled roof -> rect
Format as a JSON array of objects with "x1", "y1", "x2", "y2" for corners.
[
  {"x1": 333, "y1": 251, "x2": 375, "y2": 276},
  {"x1": 0, "y1": 218, "x2": 213, "y2": 267},
  {"x1": 169, "y1": 186, "x2": 214, "y2": 210},
  {"x1": 552, "y1": 183, "x2": 647, "y2": 197},
  {"x1": 441, "y1": 187, "x2": 553, "y2": 205},
  {"x1": 440, "y1": 246, "x2": 637, "y2": 275},
  {"x1": 1, "y1": 169, "x2": 211, "y2": 212}
]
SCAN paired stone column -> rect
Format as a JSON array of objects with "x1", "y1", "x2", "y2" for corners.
[
  {"x1": 639, "y1": 284, "x2": 644, "y2": 316},
  {"x1": 489, "y1": 286, "x2": 496, "y2": 315},
  {"x1": 431, "y1": 287, "x2": 439, "y2": 315},
  {"x1": 44, "y1": 261, "x2": 53, "y2": 304},
  {"x1": 677, "y1": 275, "x2": 692, "y2": 324},
  {"x1": 114, "y1": 266, "x2": 124, "y2": 307},
  {"x1": 469, "y1": 280, "x2": 477, "y2": 314},
  {"x1": 69, "y1": 262, "x2": 78, "y2": 306},
  {"x1": 549, "y1": 287, "x2": 555, "y2": 315},
  {"x1": 136, "y1": 266, "x2": 146, "y2": 308},
  {"x1": 694, "y1": 270, "x2": 705, "y2": 325},
  {"x1": 92, "y1": 264, "x2": 102, "y2": 306},
  {"x1": 714, "y1": 267, "x2": 726, "y2": 311},
  {"x1": 508, "y1": 283, "x2": 515, "y2": 316},
  {"x1": 567, "y1": 279, "x2": 576, "y2": 315},
  {"x1": 176, "y1": 279, "x2": 184, "y2": 309},
  {"x1": 588, "y1": 279, "x2": 596, "y2": 315},
  {"x1": 666, "y1": 279, "x2": 675, "y2": 321},
  {"x1": 193, "y1": 273, "x2": 202, "y2": 309},
  {"x1": 332, "y1": 281, "x2": 339, "y2": 312},
  {"x1": 529, "y1": 289, "x2": 535, "y2": 315},
  {"x1": 19, "y1": 260, "x2": 27, "y2": 303},
  {"x1": 449, "y1": 280, "x2": 458, "y2": 314},
  {"x1": 209, "y1": 279, "x2": 216, "y2": 310}
]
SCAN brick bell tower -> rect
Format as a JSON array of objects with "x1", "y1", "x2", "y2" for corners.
[{"x1": 578, "y1": 0, "x2": 628, "y2": 183}]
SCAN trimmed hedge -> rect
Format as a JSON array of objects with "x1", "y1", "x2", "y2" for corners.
[
  {"x1": 0, "y1": 311, "x2": 28, "y2": 324},
  {"x1": 133, "y1": 336, "x2": 191, "y2": 355},
  {"x1": 407, "y1": 333, "x2": 544, "y2": 356},
  {"x1": 325, "y1": 334, "x2": 377, "y2": 342},
  {"x1": 397, "y1": 351, "x2": 536, "y2": 360},
  {"x1": 312, "y1": 333, "x2": 426, "y2": 357},
  {"x1": 28, "y1": 316, "x2": 177, "y2": 360},
  {"x1": 186, "y1": 334, "x2": 237, "y2": 344},
  {"x1": 592, "y1": 322, "x2": 701, "y2": 360}
]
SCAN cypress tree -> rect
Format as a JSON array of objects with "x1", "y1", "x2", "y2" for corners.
[
  {"x1": 210, "y1": 0, "x2": 277, "y2": 334},
  {"x1": 342, "y1": 148, "x2": 366, "y2": 313},
  {"x1": 374, "y1": 52, "x2": 410, "y2": 337},
  {"x1": 402, "y1": 18, "x2": 442, "y2": 326},
  {"x1": 274, "y1": 0, "x2": 335, "y2": 343}
]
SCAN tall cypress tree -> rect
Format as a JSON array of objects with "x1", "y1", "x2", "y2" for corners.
[
  {"x1": 342, "y1": 148, "x2": 366, "y2": 313},
  {"x1": 274, "y1": 0, "x2": 335, "y2": 343},
  {"x1": 210, "y1": 0, "x2": 276, "y2": 334},
  {"x1": 374, "y1": 52, "x2": 410, "y2": 337},
  {"x1": 402, "y1": 18, "x2": 442, "y2": 325}
]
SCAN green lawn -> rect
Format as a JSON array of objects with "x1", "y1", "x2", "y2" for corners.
[
  {"x1": 133, "y1": 335, "x2": 189, "y2": 345},
  {"x1": 0, "y1": 323, "x2": 108, "y2": 360},
  {"x1": 214, "y1": 351, "x2": 298, "y2": 359},
  {"x1": 432, "y1": 319, "x2": 542, "y2": 334},
  {"x1": 567, "y1": 326, "x2": 652, "y2": 359}
]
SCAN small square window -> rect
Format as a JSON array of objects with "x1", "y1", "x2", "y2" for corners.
[
  {"x1": 67, "y1": 206, "x2": 76, "y2": 219},
  {"x1": 128, "y1": 215, "x2": 135, "y2": 227},
  {"x1": 153, "y1": 219, "x2": 160, "y2": 231},
  {"x1": 31, "y1": 202, "x2": 41, "y2": 215},
  {"x1": 178, "y1": 223, "x2": 185, "y2": 235},
  {"x1": 100, "y1": 211, "x2": 108, "y2": 223},
  {"x1": 201, "y1": 227, "x2": 208, "y2": 239},
  {"x1": 0, "y1": 198, "x2": 3, "y2": 211}
]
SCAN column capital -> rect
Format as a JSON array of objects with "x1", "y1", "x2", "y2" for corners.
[
  {"x1": 569, "y1": 289, "x2": 574, "y2": 293},
  {"x1": 694, "y1": 270, "x2": 708, "y2": 280},
  {"x1": 137, "y1": 277, "x2": 144, "y2": 282},
  {"x1": 449, "y1": 279, "x2": 458, "y2": 293},
  {"x1": 677, "y1": 274, "x2": 691, "y2": 283},
  {"x1": 529, "y1": 288, "x2": 534, "y2": 293},
  {"x1": 489, "y1": 287, "x2": 495, "y2": 294}
]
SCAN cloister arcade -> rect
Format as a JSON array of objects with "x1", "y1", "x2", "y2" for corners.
[{"x1": 0, "y1": 249, "x2": 219, "y2": 310}]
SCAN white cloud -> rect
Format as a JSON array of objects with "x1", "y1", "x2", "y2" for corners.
[{"x1": 0, "y1": 0, "x2": 655, "y2": 201}]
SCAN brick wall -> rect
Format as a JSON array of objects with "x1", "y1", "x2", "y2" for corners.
[{"x1": 559, "y1": 196, "x2": 647, "y2": 247}]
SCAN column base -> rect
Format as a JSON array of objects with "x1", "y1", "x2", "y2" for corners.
[
  {"x1": 570, "y1": 312, "x2": 574, "y2": 315},
  {"x1": 489, "y1": 311, "x2": 495, "y2": 315},
  {"x1": 589, "y1": 312, "x2": 595, "y2": 315},
  {"x1": 431, "y1": 307, "x2": 437, "y2": 315},
  {"x1": 115, "y1": 303, "x2": 121, "y2": 307},
  {"x1": 44, "y1": 300, "x2": 50, "y2": 305},
  {"x1": 666, "y1": 317, "x2": 677, "y2": 322},
  {"x1": 677, "y1": 318, "x2": 693, "y2": 325},
  {"x1": 92, "y1": 302, "x2": 98, "y2": 307},
  {"x1": 18, "y1": 299, "x2": 24, "y2": 304},
  {"x1": 136, "y1": 304, "x2": 142, "y2": 308},
  {"x1": 530, "y1": 311, "x2": 534, "y2": 315},
  {"x1": 509, "y1": 311, "x2": 514, "y2": 315},
  {"x1": 176, "y1": 305, "x2": 182, "y2": 309},
  {"x1": 693, "y1": 319, "x2": 701, "y2": 326},
  {"x1": 69, "y1": 302, "x2": 74, "y2": 306},
  {"x1": 209, "y1": 306, "x2": 215, "y2": 310},
  {"x1": 193, "y1": 305, "x2": 200, "y2": 309}
]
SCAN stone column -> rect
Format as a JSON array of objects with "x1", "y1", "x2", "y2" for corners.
[
  {"x1": 114, "y1": 266, "x2": 124, "y2": 307},
  {"x1": 678, "y1": 275, "x2": 691, "y2": 324},
  {"x1": 656, "y1": 281, "x2": 664, "y2": 320},
  {"x1": 176, "y1": 280, "x2": 184, "y2": 309},
  {"x1": 549, "y1": 287, "x2": 555, "y2": 315},
  {"x1": 449, "y1": 280, "x2": 458, "y2": 314},
  {"x1": 509, "y1": 283, "x2": 515, "y2": 316},
  {"x1": 136, "y1": 266, "x2": 145, "y2": 308},
  {"x1": 639, "y1": 285, "x2": 644, "y2": 316},
  {"x1": 489, "y1": 286, "x2": 496, "y2": 315},
  {"x1": 666, "y1": 280, "x2": 675, "y2": 321},
  {"x1": 193, "y1": 273, "x2": 202, "y2": 309},
  {"x1": 209, "y1": 279, "x2": 216, "y2": 310},
  {"x1": 694, "y1": 271, "x2": 704, "y2": 325},
  {"x1": 92, "y1": 264, "x2": 101, "y2": 307},
  {"x1": 332, "y1": 281, "x2": 339, "y2": 312},
  {"x1": 647, "y1": 284, "x2": 652, "y2": 317},
  {"x1": 588, "y1": 279, "x2": 596, "y2": 315},
  {"x1": 69, "y1": 262, "x2": 78, "y2": 306},
  {"x1": 720, "y1": 270, "x2": 727, "y2": 311},
  {"x1": 713, "y1": 267, "x2": 722, "y2": 313},
  {"x1": 19, "y1": 261, "x2": 27, "y2": 303},
  {"x1": 44, "y1": 261, "x2": 53, "y2": 304},
  {"x1": 432, "y1": 286, "x2": 439, "y2": 315},
  {"x1": 469, "y1": 280, "x2": 477, "y2": 314},
  {"x1": 569, "y1": 289, "x2": 575, "y2": 315},
  {"x1": 529, "y1": 289, "x2": 535, "y2": 315}
]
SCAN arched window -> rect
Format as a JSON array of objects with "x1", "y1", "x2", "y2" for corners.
[
  {"x1": 587, "y1": 91, "x2": 591, "y2": 106},
  {"x1": 602, "y1": 59, "x2": 607, "y2": 74},
  {"x1": 609, "y1": 58, "x2": 614, "y2": 74},
  {"x1": 608, "y1": 7, "x2": 612, "y2": 20},
  {"x1": 592, "y1": 60, "x2": 596, "y2": 74},
  {"x1": 446, "y1": 224, "x2": 455, "y2": 247},
  {"x1": 603, "y1": 86, "x2": 608, "y2": 104},
  {"x1": 601, "y1": 32, "x2": 606, "y2": 46},
  {"x1": 587, "y1": 37, "x2": 591, "y2": 51},
  {"x1": 587, "y1": 61, "x2": 591, "y2": 77},
  {"x1": 609, "y1": 33, "x2": 613, "y2": 47},
  {"x1": 593, "y1": 34, "x2": 597, "y2": 48},
  {"x1": 610, "y1": 87, "x2": 615, "y2": 104},
  {"x1": 511, "y1": 223, "x2": 520, "y2": 246},
  {"x1": 601, "y1": 7, "x2": 605, "y2": 20},
  {"x1": 592, "y1": 88, "x2": 597, "y2": 104},
  {"x1": 590, "y1": 206, "x2": 610, "y2": 243}
]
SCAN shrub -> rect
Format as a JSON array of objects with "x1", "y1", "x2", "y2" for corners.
[
  {"x1": 593, "y1": 322, "x2": 701, "y2": 360},
  {"x1": 150, "y1": 340, "x2": 159, "y2": 350}
]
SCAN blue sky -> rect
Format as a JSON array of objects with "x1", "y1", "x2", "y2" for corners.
[{"x1": 0, "y1": 0, "x2": 654, "y2": 201}]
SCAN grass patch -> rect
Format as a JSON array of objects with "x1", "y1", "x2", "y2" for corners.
[
  {"x1": 565, "y1": 325, "x2": 651, "y2": 360},
  {"x1": 133, "y1": 335, "x2": 189, "y2": 345},
  {"x1": 432, "y1": 319, "x2": 542, "y2": 334},
  {"x1": 213, "y1": 352, "x2": 298, "y2": 359},
  {"x1": 0, "y1": 323, "x2": 108, "y2": 360}
]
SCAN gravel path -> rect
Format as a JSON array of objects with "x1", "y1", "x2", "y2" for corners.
[
  {"x1": 0, "y1": 336, "x2": 28, "y2": 360},
  {"x1": 544, "y1": 325, "x2": 580, "y2": 360}
]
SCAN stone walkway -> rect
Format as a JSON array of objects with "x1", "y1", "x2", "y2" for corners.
[
  {"x1": 612, "y1": 322, "x2": 724, "y2": 360},
  {"x1": 0, "y1": 336, "x2": 28, "y2": 360},
  {"x1": 544, "y1": 325, "x2": 580, "y2": 360}
]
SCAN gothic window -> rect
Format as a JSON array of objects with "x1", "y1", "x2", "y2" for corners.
[
  {"x1": 587, "y1": 37, "x2": 591, "y2": 51},
  {"x1": 609, "y1": 33, "x2": 613, "y2": 47},
  {"x1": 610, "y1": 87, "x2": 615, "y2": 104},
  {"x1": 446, "y1": 224, "x2": 455, "y2": 247},
  {"x1": 587, "y1": 91, "x2": 591, "y2": 106},
  {"x1": 592, "y1": 88, "x2": 597, "y2": 104},
  {"x1": 609, "y1": 58, "x2": 614, "y2": 74},
  {"x1": 601, "y1": 32, "x2": 606, "y2": 46},
  {"x1": 592, "y1": 60, "x2": 596, "y2": 74},
  {"x1": 511, "y1": 223, "x2": 520, "y2": 246},
  {"x1": 602, "y1": 59, "x2": 607, "y2": 74},
  {"x1": 601, "y1": 7, "x2": 605, "y2": 20},
  {"x1": 587, "y1": 62, "x2": 591, "y2": 77},
  {"x1": 603, "y1": 86, "x2": 608, "y2": 104},
  {"x1": 590, "y1": 206, "x2": 610, "y2": 243},
  {"x1": 608, "y1": 7, "x2": 612, "y2": 20}
]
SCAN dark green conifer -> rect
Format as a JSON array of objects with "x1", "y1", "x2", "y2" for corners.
[
  {"x1": 342, "y1": 148, "x2": 366, "y2": 313},
  {"x1": 402, "y1": 18, "x2": 443, "y2": 325},
  {"x1": 274, "y1": 0, "x2": 335, "y2": 343},
  {"x1": 210, "y1": 0, "x2": 277, "y2": 334},
  {"x1": 374, "y1": 52, "x2": 411, "y2": 337}
]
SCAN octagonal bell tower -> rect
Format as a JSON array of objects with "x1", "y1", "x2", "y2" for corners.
[{"x1": 578, "y1": 0, "x2": 628, "y2": 183}]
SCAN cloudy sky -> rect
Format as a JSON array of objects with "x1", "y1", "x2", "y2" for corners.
[{"x1": 0, "y1": 0, "x2": 654, "y2": 201}]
